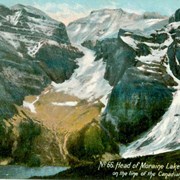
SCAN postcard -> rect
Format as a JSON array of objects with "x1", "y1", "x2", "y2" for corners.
[{"x1": 0, "y1": 0, "x2": 179, "y2": 179}]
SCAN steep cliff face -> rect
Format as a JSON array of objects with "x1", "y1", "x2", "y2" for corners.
[
  {"x1": 93, "y1": 37, "x2": 136, "y2": 86},
  {"x1": 102, "y1": 21, "x2": 180, "y2": 154},
  {"x1": 0, "y1": 36, "x2": 50, "y2": 119}
]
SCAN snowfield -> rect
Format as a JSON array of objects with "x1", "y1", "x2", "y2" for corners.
[
  {"x1": 52, "y1": 45, "x2": 112, "y2": 103},
  {"x1": 67, "y1": 9, "x2": 168, "y2": 43}
]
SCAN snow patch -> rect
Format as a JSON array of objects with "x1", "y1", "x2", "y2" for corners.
[
  {"x1": 51, "y1": 101, "x2": 78, "y2": 107},
  {"x1": 67, "y1": 9, "x2": 167, "y2": 44},
  {"x1": 27, "y1": 41, "x2": 44, "y2": 57},
  {"x1": 23, "y1": 96, "x2": 39, "y2": 113},
  {"x1": 120, "y1": 36, "x2": 138, "y2": 49},
  {"x1": 0, "y1": 32, "x2": 20, "y2": 49},
  {"x1": 6, "y1": 11, "x2": 22, "y2": 26}
]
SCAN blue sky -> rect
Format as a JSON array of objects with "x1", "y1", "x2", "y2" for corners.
[{"x1": 1, "y1": 0, "x2": 180, "y2": 24}]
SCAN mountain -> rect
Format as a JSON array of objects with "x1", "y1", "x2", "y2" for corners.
[
  {"x1": 67, "y1": 8, "x2": 180, "y2": 158},
  {"x1": 0, "y1": 4, "x2": 118, "y2": 167},
  {"x1": 67, "y1": 8, "x2": 168, "y2": 43},
  {"x1": 0, "y1": 4, "x2": 180, "y2": 175},
  {"x1": 0, "y1": 4, "x2": 82, "y2": 119},
  {"x1": 0, "y1": 4, "x2": 87, "y2": 166},
  {"x1": 98, "y1": 13, "x2": 180, "y2": 156}
]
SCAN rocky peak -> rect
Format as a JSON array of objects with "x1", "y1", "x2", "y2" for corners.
[
  {"x1": 11, "y1": 4, "x2": 53, "y2": 21},
  {"x1": 0, "y1": 4, "x2": 70, "y2": 58},
  {"x1": 0, "y1": 5, "x2": 12, "y2": 17}
]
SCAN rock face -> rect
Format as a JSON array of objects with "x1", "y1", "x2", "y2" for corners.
[
  {"x1": 93, "y1": 37, "x2": 136, "y2": 86},
  {"x1": 0, "y1": 36, "x2": 50, "y2": 119},
  {"x1": 0, "y1": 4, "x2": 82, "y2": 119},
  {"x1": 169, "y1": 8, "x2": 180, "y2": 23},
  {"x1": 101, "y1": 21, "x2": 179, "y2": 144},
  {"x1": 36, "y1": 44, "x2": 81, "y2": 83},
  {"x1": 167, "y1": 38, "x2": 180, "y2": 79},
  {"x1": 104, "y1": 67, "x2": 172, "y2": 143}
]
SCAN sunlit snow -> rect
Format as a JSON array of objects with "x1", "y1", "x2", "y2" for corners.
[
  {"x1": 51, "y1": 101, "x2": 78, "y2": 107},
  {"x1": 52, "y1": 45, "x2": 112, "y2": 103},
  {"x1": 23, "y1": 96, "x2": 39, "y2": 113}
]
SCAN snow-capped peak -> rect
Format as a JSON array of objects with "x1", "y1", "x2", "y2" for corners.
[
  {"x1": 67, "y1": 8, "x2": 168, "y2": 43},
  {"x1": 11, "y1": 4, "x2": 51, "y2": 20},
  {"x1": 0, "y1": 4, "x2": 69, "y2": 58}
]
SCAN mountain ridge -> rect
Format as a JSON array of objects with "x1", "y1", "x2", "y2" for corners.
[{"x1": 67, "y1": 8, "x2": 169, "y2": 44}]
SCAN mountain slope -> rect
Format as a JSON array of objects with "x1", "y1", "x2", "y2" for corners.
[
  {"x1": 0, "y1": 5, "x2": 118, "y2": 166},
  {"x1": 0, "y1": 4, "x2": 83, "y2": 119},
  {"x1": 102, "y1": 20, "x2": 180, "y2": 156},
  {"x1": 67, "y1": 8, "x2": 168, "y2": 43}
]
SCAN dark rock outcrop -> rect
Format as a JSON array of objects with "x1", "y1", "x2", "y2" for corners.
[
  {"x1": 36, "y1": 44, "x2": 83, "y2": 83},
  {"x1": 169, "y1": 8, "x2": 180, "y2": 23},
  {"x1": 167, "y1": 39, "x2": 180, "y2": 79},
  {"x1": 93, "y1": 37, "x2": 136, "y2": 86},
  {"x1": 103, "y1": 68, "x2": 172, "y2": 143}
]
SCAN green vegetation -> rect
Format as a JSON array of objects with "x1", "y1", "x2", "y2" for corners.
[
  {"x1": 13, "y1": 118, "x2": 41, "y2": 166},
  {"x1": 67, "y1": 122, "x2": 118, "y2": 163},
  {"x1": 84, "y1": 125, "x2": 105, "y2": 156},
  {"x1": 0, "y1": 120, "x2": 13, "y2": 157}
]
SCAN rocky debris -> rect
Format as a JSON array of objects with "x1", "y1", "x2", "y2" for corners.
[{"x1": 0, "y1": 90, "x2": 119, "y2": 166}]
